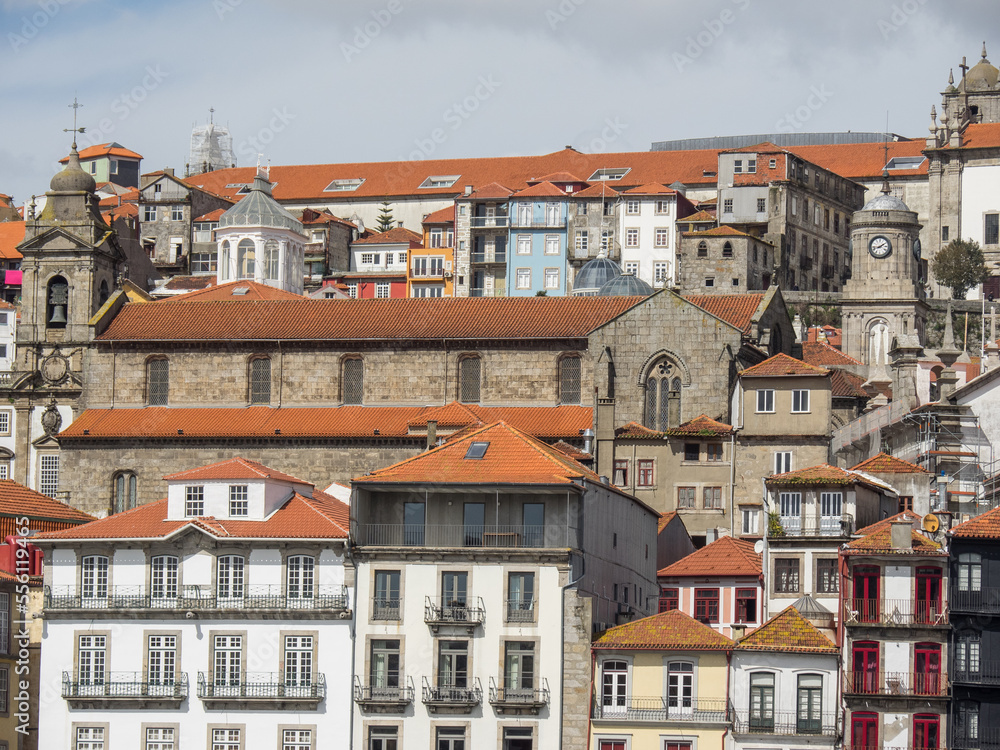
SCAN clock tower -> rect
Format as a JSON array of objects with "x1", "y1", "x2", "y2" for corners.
[{"x1": 841, "y1": 177, "x2": 929, "y2": 366}]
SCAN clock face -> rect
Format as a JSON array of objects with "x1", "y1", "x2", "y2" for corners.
[{"x1": 869, "y1": 235, "x2": 892, "y2": 259}]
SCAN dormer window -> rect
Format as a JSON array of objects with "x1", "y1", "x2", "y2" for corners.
[
  {"x1": 323, "y1": 178, "x2": 365, "y2": 192},
  {"x1": 418, "y1": 175, "x2": 460, "y2": 189},
  {"x1": 229, "y1": 485, "x2": 248, "y2": 516},
  {"x1": 185, "y1": 485, "x2": 204, "y2": 517},
  {"x1": 588, "y1": 168, "x2": 630, "y2": 181},
  {"x1": 465, "y1": 442, "x2": 489, "y2": 459}
]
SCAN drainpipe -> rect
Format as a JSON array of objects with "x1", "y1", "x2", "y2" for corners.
[
  {"x1": 722, "y1": 647, "x2": 732, "y2": 750},
  {"x1": 344, "y1": 535, "x2": 358, "y2": 750},
  {"x1": 559, "y1": 556, "x2": 585, "y2": 750},
  {"x1": 761, "y1": 476, "x2": 769, "y2": 622},
  {"x1": 729, "y1": 427, "x2": 741, "y2": 537}
]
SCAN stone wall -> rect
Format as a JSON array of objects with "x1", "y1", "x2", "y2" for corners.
[
  {"x1": 561, "y1": 585, "x2": 593, "y2": 750},
  {"x1": 733, "y1": 435, "x2": 830, "y2": 506}
]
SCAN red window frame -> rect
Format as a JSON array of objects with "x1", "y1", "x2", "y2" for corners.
[
  {"x1": 694, "y1": 588, "x2": 719, "y2": 623},
  {"x1": 851, "y1": 711, "x2": 878, "y2": 750},
  {"x1": 915, "y1": 568, "x2": 943, "y2": 624},
  {"x1": 659, "y1": 587, "x2": 679, "y2": 613},
  {"x1": 853, "y1": 565, "x2": 880, "y2": 623},
  {"x1": 637, "y1": 460, "x2": 654, "y2": 487},
  {"x1": 913, "y1": 713, "x2": 940, "y2": 750},
  {"x1": 736, "y1": 587, "x2": 757, "y2": 623},
  {"x1": 851, "y1": 642, "x2": 879, "y2": 694}
]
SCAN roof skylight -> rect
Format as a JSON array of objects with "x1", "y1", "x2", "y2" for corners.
[{"x1": 464, "y1": 442, "x2": 489, "y2": 459}]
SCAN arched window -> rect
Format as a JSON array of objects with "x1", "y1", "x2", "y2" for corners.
[
  {"x1": 46, "y1": 275, "x2": 69, "y2": 329},
  {"x1": 220, "y1": 240, "x2": 231, "y2": 279},
  {"x1": 750, "y1": 672, "x2": 776, "y2": 730},
  {"x1": 249, "y1": 356, "x2": 271, "y2": 404},
  {"x1": 459, "y1": 356, "x2": 481, "y2": 404},
  {"x1": 113, "y1": 471, "x2": 137, "y2": 514},
  {"x1": 237, "y1": 239, "x2": 256, "y2": 279},
  {"x1": 722, "y1": 241, "x2": 733, "y2": 258},
  {"x1": 600, "y1": 660, "x2": 629, "y2": 713},
  {"x1": 643, "y1": 359, "x2": 682, "y2": 430},
  {"x1": 343, "y1": 357, "x2": 364, "y2": 404},
  {"x1": 147, "y1": 358, "x2": 169, "y2": 406},
  {"x1": 559, "y1": 355, "x2": 581, "y2": 404},
  {"x1": 265, "y1": 240, "x2": 280, "y2": 280},
  {"x1": 697, "y1": 241, "x2": 708, "y2": 258},
  {"x1": 98, "y1": 279, "x2": 110, "y2": 307}
]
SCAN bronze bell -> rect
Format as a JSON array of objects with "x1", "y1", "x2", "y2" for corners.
[{"x1": 48, "y1": 305, "x2": 67, "y2": 324}]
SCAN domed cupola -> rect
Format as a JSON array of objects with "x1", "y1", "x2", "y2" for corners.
[
  {"x1": 572, "y1": 249, "x2": 622, "y2": 296},
  {"x1": 597, "y1": 272, "x2": 654, "y2": 297},
  {"x1": 49, "y1": 146, "x2": 97, "y2": 194}
]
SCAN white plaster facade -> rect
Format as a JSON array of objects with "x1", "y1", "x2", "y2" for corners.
[
  {"x1": 618, "y1": 192, "x2": 679, "y2": 288},
  {"x1": 216, "y1": 225, "x2": 306, "y2": 295}
]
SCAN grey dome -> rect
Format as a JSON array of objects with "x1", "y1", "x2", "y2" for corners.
[
  {"x1": 50, "y1": 148, "x2": 96, "y2": 193},
  {"x1": 861, "y1": 192, "x2": 910, "y2": 212},
  {"x1": 219, "y1": 173, "x2": 304, "y2": 233},
  {"x1": 598, "y1": 272, "x2": 654, "y2": 297},
  {"x1": 572, "y1": 256, "x2": 621, "y2": 295}
]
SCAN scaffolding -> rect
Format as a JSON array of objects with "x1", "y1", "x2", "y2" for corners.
[{"x1": 186, "y1": 110, "x2": 235, "y2": 176}]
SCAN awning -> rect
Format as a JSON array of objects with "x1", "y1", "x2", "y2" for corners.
[{"x1": 4, "y1": 270, "x2": 22, "y2": 285}]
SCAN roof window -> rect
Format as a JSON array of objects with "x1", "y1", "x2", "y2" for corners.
[
  {"x1": 588, "y1": 168, "x2": 631, "y2": 181},
  {"x1": 324, "y1": 178, "x2": 366, "y2": 192},
  {"x1": 232, "y1": 286, "x2": 250, "y2": 296},
  {"x1": 885, "y1": 156, "x2": 926, "y2": 171},
  {"x1": 419, "y1": 175, "x2": 460, "y2": 189},
  {"x1": 464, "y1": 442, "x2": 489, "y2": 460}
]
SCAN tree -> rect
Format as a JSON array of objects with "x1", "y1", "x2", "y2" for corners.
[
  {"x1": 376, "y1": 201, "x2": 394, "y2": 233},
  {"x1": 932, "y1": 238, "x2": 988, "y2": 299}
]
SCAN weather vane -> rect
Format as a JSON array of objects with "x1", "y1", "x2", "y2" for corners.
[{"x1": 64, "y1": 97, "x2": 86, "y2": 149}]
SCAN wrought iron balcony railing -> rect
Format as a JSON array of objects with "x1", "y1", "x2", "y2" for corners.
[
  {"x1": 62, "y1": 671, "x2": 188, "y2": 700},
  {"x1": 953, "y1": 661, "x2": 1000, "y2": 685},
  {"x1": 488, "y1": 677, "x2": 549, "y2": 712},
  {"x1": 843, "y1": 598, "x2": 948, "y2": 627},
  {"x1": 357, "y1": 523, "x2": 554, "y2": 548},
  {"x1": 421, "y1": 677, "x2": 482, "y2": 708},
  {"x1": 505, "y1": 599, "x2": 535, "y2": 623},
  {"x1": 952, "y1": 726, "x2": 1000, "y2": 749},
  {"x1": 470, "y1": 216, "x2": 509, "y2": 228},
  {"x1": 951, "y1": 588, "x2": 1000, "y2": 614},
  {"x1": 592, "y1": 696, "x2": 728, "y2": 722},
  {"x1": 197, "y1": 672, "x2": 325, "y2": 701},
  {"x1": 424, "y1": 596, "x2": 485, "y2": 628},
  {"x1": 45, "y1": 584, "x2": 348, "y2": 612},
  {"x1": 510, "y1": 217, "x2": 566, "y2": 228},
  {"x1": 842, "y1": 670, "x2": 949, "y2": 697},
  {"x1": 353, "y1": 677, "x2": 414, "y2": 709},
  {"x1": 769, "y1": 514, "x2": 854, "y2": 537},
  {"x1": 471, "y1": 251, "x2": 507, "y2": 263},
  {"x1": 733, "y1": 709, "x2": 839, "y2": 736}
]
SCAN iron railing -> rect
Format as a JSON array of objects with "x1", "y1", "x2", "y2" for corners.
[
  {"x1": 733, "y1": 709, "x2": 839, "y2": 736},
  {"x1": 842, "y1": 670, "x2": 949, "y2": 697},
  {"x1": 770, "y1": 514, "x2": 854, "y2": 537},
  {"x1": 471, "y1": 251, "x2": 507, "y2": 263},
  {"x1": 844, "y1": 598, "x2": 948, "y2": 626},
  {"x1": 45, "y1": 584, "x2": 348, "y2": 611},
  {"x1": 488, "y1": 676, "x2": 549, "y2": 707},
  {"x1": 421, "y1": 677, "x2": 482, "y2": 706},
  {"x1": 358, "y1": 523, "x2": 558, "y2": 548},
  {"x1": 62, "y1": 671, "x2": 188, "y2": 699},
  {"x1": 353, "y1": 677, "x2": 414, "y2": 706},
  {"x1": 592, "y1": 696, "x2": 728, "y2": 722},
  {"x1": 505, "y1": 599, "x2": 535, "y2": 623},
  {"x1": 952, "y1": 727, "x2": 1000, "y2": 749},
  {"x1": 424, "y1": 596, "x2": 485, "y2": 626},
  {"x1": 197, "y1": 672, "x2": 325, "y2": 700},
  {"x1": 510, "y1": 217, "x2": 566, "y2": 228},
  {"x1": 951, "y1": 589, "x2": 1000, "y2": 614},
  {"x1": 953, "y1": 661, "x2": 1000, "y2": 685},
  {"x1": 372, "y1": 597, "x2": 401, "y2": 621},
  {"x1": 470, "y1": 216, "x2": 509, "y2": 228}
]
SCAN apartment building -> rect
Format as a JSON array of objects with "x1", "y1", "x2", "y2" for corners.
[
  {"x1": 618, "y1": 184, "x2": 695, "y2": 289},
  {"x1": 410, "y1": 205, "x2": 455, "y2": 297}
]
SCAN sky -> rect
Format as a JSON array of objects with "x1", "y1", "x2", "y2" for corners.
[{"x1": 1, "y1": 0, "x2": 997, "y2": 205}]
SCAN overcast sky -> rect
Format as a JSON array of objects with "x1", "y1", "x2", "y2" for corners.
[{"x1": 1, "y1": 0, "x2": 997, "y2": 205}]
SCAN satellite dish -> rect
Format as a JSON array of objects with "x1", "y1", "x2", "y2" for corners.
[
  {"x1": 922, "y1": 514, "x2": 940, "y2": 533},
  {"x1": 753, "y1": 540, "x2": 765, "y2": 554}
]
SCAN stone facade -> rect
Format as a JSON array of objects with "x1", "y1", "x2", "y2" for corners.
[{"x1": 677, "y1": 230, "x2": 775, "y2": 293}]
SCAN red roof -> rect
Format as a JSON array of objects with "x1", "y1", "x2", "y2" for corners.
[
  {"x1": 0, "y1": 221, "x2": 25, "y2": 261},
  {"x1": 683, "y1": 293, "x2": 764, "y2": 334},
  {"x1": 0, "y1": 480, "x2": 94, "y2": 523},
  {"x1": 353, "y1": 421, "x2": 600, "y2": 486},
  {"x1": 529, "y1": 172, "x2": 586, "y2": 184},
  {"x1": 658, "y1": 511, "x2": 678, "y2": 534},
  {"x1": 466, "y1": 182, "x2": 515, "y2": 199},
  {"x1": 573, "y1": 183, "x2": 620, "y2": 199},
  {"x1": 682, "y1": 225, "x2": 763, "y2": 240},
  {"x1": 846, "y1": 514, "x2": 942, "y2": 554},
  {"x1": 59, "y1": 143, "x2": 143, "y2": 163},
  {"x1": 666, "y1": 413, "x2": 734, "y2": 436},
  {"x1": 941, "y1": 122, "x2": 1000, "y2": 151},
  {"x1": 831, "y1": 369, "x2": 867, "y2": 398},
  {"x1": 737, "y1": 606, "x2": 837, "y2": 654},
  {"x1": 680, "y1": 210, "x2": 716, "y2": 223},
  {"x1": 802, "y1": 340, "x2": 862, "y2": 367},
  {"x1": 194, "y1": 208, "x2": 226, "y2": 222},
  {"x1": 851, "y1": 452, "x2": 929, "y2": 475},
  {"x1": 162, "y1": 280, "x2": 304, "y2": 302},
  {"x1": 593, "y1": 609, "x2": 733, "y2": 651},
  {"x1": 35, "y1": 491, "x2": 348, "y2": 541},
  {"x1": 615, "y1": 421, "x2": 665, "y2": 439},
  {"x1": 95, "y1": 295, "x2": 646, "y2": 342},
  {"x1": 511, "y1": 181, "x2": 567, "y2": 198},
  {"x1": 353, "y1": 227, "x2": 422, "y2": 245},
  {"x1": 788, "y1": 139, "x2": 927, "y2": 179},
  {"x1": 60, "y1": 404, "x2": 592, "y2": 441},
  {"x1": 740, "y1": 353, "x2": 829, "y2": 378},
  {"x1": 658, "y1": 536, "x2": 761, "y2": 578},
  {"x1": 623, "y1": 183, "x2": 676, "y2": 195},
  {"x1": 422, "y1": 205, "x2": 455, "y2": 225},
  {"x1": 952, "y1": 505, "x2": 1000, "y2": 539},
  {"x1": 766, "y1": 463, "x2": 884, "y2": 489},
  {"x1": 163, "y1": 457, "x2": 312, "y2": 485}
]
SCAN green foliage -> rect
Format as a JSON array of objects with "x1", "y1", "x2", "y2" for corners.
[
  {"x1": 767, "y1": 511, "x2": 785, "y2": 538},
  {"x1": 376, "y1": 200, "x2": 394, "y2": 233},
  {"x1": 932, "y1": 239, "x2": 988, "y2": 300}
]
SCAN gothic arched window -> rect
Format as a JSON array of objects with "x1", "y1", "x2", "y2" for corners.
[
  {"x1": 113, "y1": 471, "x2": 137, "y2": 514},
  {"x1": 249, "y1": 356, "x2": 271, "y2": 405},
  {"x1": 644, "y1": 360, "x2": 682, "y2": 430},
  {"x1": 559, "y1": 355, "x2": 582, "y2": 405},
  {"x1": 98, "y1": 279, "x2": 110, "y2": 307},
  {"x1": 46, "y1": 275, "x2": 69, "y2": 329},
  {"x1": 237, "y1": 239, "x2": 256, "y2": 279},
  {"x1": 343, "y1": 357, "x2": 364, "y2": 405},
  {"x1": 722, "y1": 241, "x2": 733, "y2": 258},
  {"x1": 459, "y1": 356, "x2": 482, "y2": 404}
]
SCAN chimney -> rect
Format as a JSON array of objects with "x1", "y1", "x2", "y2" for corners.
[
  {"x1": 163, "y1": 167, "x2": 174, "y2": 177},
  {"x1": 890, "y1": 519, "x2": 912, "y2": 550},
  {"x1": 426, "y1": 420, "x2": 437, "y2": 450},
  {"x1": 464, "y1": 185, "x2": 473, "y2": 196}
]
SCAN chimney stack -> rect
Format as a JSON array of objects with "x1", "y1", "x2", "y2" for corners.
[
  {"x1": 890, "y1": 519, "x2": 913, "y2": 550},
  {"x1": 426, "y1": 420, "x2": 437, "y2": 450}
]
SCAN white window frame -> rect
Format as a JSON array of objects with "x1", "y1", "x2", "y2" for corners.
[
  {"x1": 544, "y1": 234, "x2": 560, "y2": 255},
  {"x1": 625, "y1": 199, "x2": 640, "y2": 215},
  {"x1": 623, "y1": 261, "x2": 639, "y2": 275},
  {"x1": 791, "y1": 389, "x2": 810, "y2": 413},
  {"x1": 625, "y1": 228, "x2": 639, "y2": 247},
  {"x1": 575, "y1": 232, "x2": 589, "y2": 253},
  {"x1": 0, "y1": 411, "x2": 10, "y2": 436},
  {"x1": 655, "y1": 200, "x2": 670, "y2": 214},
  {"x1": 544, "y1": 268, "x2": 560, "y2": 290},
  {"x1": 515, "y1": 268, "x2": 531, "y2": 290},
  {"x1": 375, "y1": 283, "x2": 390, "y2": 299},
  {"x1": 654, "y1": 228, "x2": 670, "y2": 248},
  {"x1": 774, "y1": 451, "x2": 792, "y2": 475},
  {"x1": 39, "y1": 454, "x2": 59, "y2": 497},
  {"x1": 516, "y1": 235, "x2": 531, "y2": 255},
  {"x1": 229, "y1": 485, "x2": 248, "y2": 516},
  {"x1": 185, "y1": 485, "x2": 204, "y2": 517},
  {"x1": 756, "y1": 389, "x2": 774, "y2": 413}
]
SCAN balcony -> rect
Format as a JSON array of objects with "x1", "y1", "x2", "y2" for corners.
[
  {"x1": 372, "y1": 597, "x2": 401, "y2": 621},
  {"x1": 44, "y1": 584, "x2": 349, "y2": 616},
  {"x1": 843, "y1": 599, "x2": 948, "y2": 627},
  {"x1": 357, "y1": 523, "x2": 561, "y2": 549},
  {"x1": 733, "y1": 710, "x2": 839, "y2": 737},
  {"x1": 354, "y1": 677, "x2": 415, "y2": 713},
  {"x1": 953, "y1": 727, "x2": 1000, "y2": 749},
  {"x1": 471, "y1": 250, "x2": 507, "y2": 264},
  {"x1": 197, "y1": 672, "x2": 325, "y2": 707},
  {"x1": 592, "y1": 696, "x2": 728, "y2": 722},
  {"x1": 505, "y1": 598, "x2": 535, "y2": 623},
  {"x1": 421, "y1": 677, "x2": 482, "y2": 713},
  {"x1": 470, "y1": 216, "x2": 509, "y2": 228},
  {"x1": 510, "y1": 216, "x2": 566, "y2": 229},
  {"x1": 951, "y1": 588, "x2": 1000, "y2": 614},
  {"x1": 953, "y1": 661, "x2": 1000, "y2": 685},
  {"x1": 424, "y1": 596, "x2": 485, "y2": 632},
  {"x1": 62, "y1": 671, "x2": 188, "y2": 707},
  {"x1": 770, "y1": 514, "x2": 854, "y2": 537},
  {"x1": 488, "y1": 677, "x2": 549, "y2": 714},
  {"x1": 842, "y1": 670, "x2": 949, "y2": 698}
]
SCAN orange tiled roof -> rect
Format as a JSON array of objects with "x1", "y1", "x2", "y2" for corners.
[
  {"x1": 855, "y1": 509, "x2": 921, "y2": 536},
  {"x1": 353, "y1": 421, "x2": 600, "y2": 486},
  {"x1": 802, "y1": 340, "x2": 862, "y2": 367},
  {"x1": 615, "y1": 421, "x2": 665, "y2": 439},
  {"x1": 594, "y1": 608, "x2": 733, "y2": 651},
  {"x1": 95, "y1": 295, "x2": 646, "y2": 342},
  {"x1": 161, "y1": 280, "x2": 304, "y2": 302},
  {"x1": 682, "y1": 225, "x2": 765, "y2": 240},
  {"x1": 34, "y1": 490, "x2": 348, "y2": 541},
  {"x1": 511, "y1": 181, "x2": 567, "y2": 198},
  {"x1": 59, "y1": 143, "x2": 143, "y2": 162},
  {"x1": 60, "y1": 404, "x2": 592, "y2": 441},
  {"x1": 940, "y1": 122, "x2": 1000, "y2": 151},
  {"x1": 422, "y1": 205, "x2": 455, "y2": 225},
  {"x1": 529, "y1": 171, "x2": 586, "y2": 184},
  {"x1": 666, "y1": 413, "x2": 733, "y2": 437},
  {"x1": 353, "y1": 227, "x2": 422, "y2": 245},
  {"x1": 737, "y1": 606, "x2": 838, "y2": 654},
  {"x1": 788, "y1": 139, "x2": 927, "y2": 179},
  {"x1": 952, "y1": 505, "x2": 1000, "y2": 539},
  {"x1": 740, "y1": 353, "x2": 829, "y2": 378},
  {"x1": 163, "y1": 457, "x2": 312, "y2": 485},
  {"x1": 831, "y1": 369, "x2": 867, "y2": 399},
  {"x1": 766, "y1": 463, "x2": 873, "y2": 487},
  {"x1": 658, "y1": 536, "x2": 761, "y2": 578},
  {"x1": 0, "y1": 221, "x2": 25, "y2": 260},
  {"x1": 157, "y1": 275, "x2": 216, "y2": 292},
  {"x1": 623, "y1": 183, "x2": 676, "y2": 195},
  {"x1": 103, "y1": 203, "x2": 139, "y2": 222},
  {"x1": 573, "y1": 183, "x2": 620, "y2": 199},
  {"x1": 0, "y1": 480, "x2": 94, "y2": 523},
  {"x1": 851, "y1": 452, "x2": 929, "y2": 475},
  {"x1": 683, "y1": 293, "x2": 763, "y2": 334},
  {"x1": 846, "y1": 516, "x2": 942, "y2": 555},
  {"x1": 679, "y1": 210, "x2": 716, "y2": 223},
  {"x1": 193, "y1": 208, "x2": 225, "y2": 222},
  {"x1": 550, "y1": 440, "x2": 591, "y2": 461},
  {"x1": 466, "y1": 182, "x2": 515, "y2": 199}
]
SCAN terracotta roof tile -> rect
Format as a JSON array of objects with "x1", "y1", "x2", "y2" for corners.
[
  {"x1": 666, "y1": 414, "x2": 734, "y2": 437},
  {"x1": 831, "y1": 370, "x2": 867, "y2": 398},
  {"x1": 573, "y1": 183, "x2": 620, "y2": 199},
  {"x1": 683, "y1": 293, "x2": 764, "y2": 334},
  {"x1": 846, "y1": 521, "x2": 942, "y2": 554},
  {"x1": 95, "y1": 295, "x2": 646, "y2": 342},
  {"x1": 161, "y1": 280, "x2": 304, "y2": 302},
  {"x1": 740, "y1": 353, "x2": 829, "y2": 378},
  {"x1": 529, "y1": 172, "x2": 586, "y2": 184},
  {"x1": 623, "y1": 183, "x2": 676, "y2": 195},
  {"x1": 615, "y1": 421, "x2": 665, "y2": 439},
  {"x1": 851, "y1": 452, "x2": 930, "y2": 475},
  {"x1": 0, "y1": 221, "x2": 25, "y2": 261},
  {"x1": 658, "y1": 536, "x2": 761, "y2": 578},
  {"x1": 0, "y1": 480, "x2": 94, "y2": 523},
  {"x1": 511, "y1": 181, "x2": 567, "y2": 198},
  {"x1": 854, "y1": 509, "x2": 921, "y2": 535},
  {"x1": 193, "y1": 208, "x2": 225, "y2": 222},
  {"x1": 465, "y1": 182, "x2": 515, "y2": 199},
  {"x1": 550, "y1": 440, "x2": 591, "y2": 461},
  {"x1": 682, "y1": 225, "x2": 767, "y2": 240},
  {"x1": 802, "y1": 341, "x2": 862, "y2": 367},
  {"x1": 353, "y1": 227, "x2": 422, "y2": 245},
  {"x1": 788, "y1": 139, "x2": 927, "y2": 179},
  {"x1": 938, "y1": 122, "x2": 1000, "y2": 151},
  {"x1": 737, "y1": 606, "x2": 838, "y2": 654},
  {"x1": 952, "y1": 505, "x2": 1000, "y2": 539},
  {"x1": 679, "y1": 210, "x2": 716, "y2": 223},
  {"x1": 163, "y1": 457, "x2": 312, "y2": 485},
  {"x1": 353, "y1": 421, "x2": 600, "y2": 486},
  {"x1": 59, "y1": 143, "x2": 143, "y2": 162},
  {"x1": 593, "y1": 609, "x2": 733, "y2": 651},
  {"x1": 767, "y1": 463, "x2": 882, "y2": 488},
  {"x1": 422, "y1": 205, "x2": 455, "y2": 225}
]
